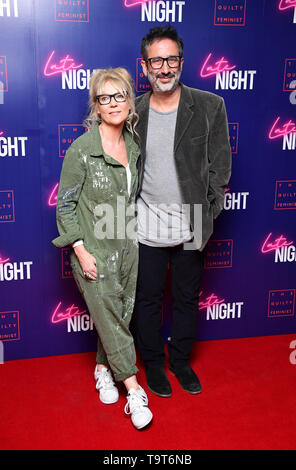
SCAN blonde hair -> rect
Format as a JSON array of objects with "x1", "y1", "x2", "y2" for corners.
[{"x1": 83, "y1": 67, "x2": 139, "y2": 135}]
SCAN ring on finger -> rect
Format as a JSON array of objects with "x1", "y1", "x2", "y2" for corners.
[{"x1": 84, "y1": 272, "x2": 93, "y2": 279}]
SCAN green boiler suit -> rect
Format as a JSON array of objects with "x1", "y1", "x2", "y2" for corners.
[{"x1": 52, "y1": 124, "x2": 140, "y2": 382}]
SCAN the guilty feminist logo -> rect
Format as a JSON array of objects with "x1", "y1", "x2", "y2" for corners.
[
  {"x1": 214, "y1": 0, "x2": 247, "y2": 26},
  {"x1": 204, "y1": 240, "x2": 233, "y2": 268},
  {"x1": 274, "y1": 180, "x2": 296, "y2": 210},
  {"x1": 58, "y1": 124, "x2": 86, "y2": 157},
  {"x1": 200, "y1": 53, "x2": 256, "y2": 90},
  {"x1": 229, "y1": 122, "x2": 239, "y2": 153},
  {"x1": 0, "y1": 190, "x2": 14, "y2": 222},
  {"x1": 136, "y1": 58, "x2": 151, "y2": 93},
  {"x1": 268, "y1": 289, "x2": 295, "y2": 318},
  {"x1": 55, "y1": 0, "x2": 89, "y2": 22},
  {"x1": 279, "y1": 0, "x2": 296, "y2": 23},
  {"x1": 283, "y1": 59, "x2": 296, "y2": 92},
  {"x1": 0, "y1": 311, "x2": 20, "y2": 341},
  {"x1": 125, "y1": 0, "x2": 186, "y2": 23},
  {"x1": 61, "y1": 247, "x2": 73, "y2": 279}
]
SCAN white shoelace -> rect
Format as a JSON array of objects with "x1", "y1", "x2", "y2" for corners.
[
  {"x1": 124, "y1": 387, "x2": 148, "y2": 415},
  {"x1": 95, "y1": 368, "x2": 116, "y2": 391}
]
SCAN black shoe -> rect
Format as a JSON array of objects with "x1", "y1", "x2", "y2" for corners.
[
  {"x1": 169, "y1": 364, "x2": 202, "y2": 395},
  {"x1": 145, "y1": 367, "x2": 172, "y2": 398}
]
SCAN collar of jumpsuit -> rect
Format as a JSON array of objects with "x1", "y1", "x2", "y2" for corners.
[{"x1": 87, "y1": 122, "x2": 140, "y2": 167}]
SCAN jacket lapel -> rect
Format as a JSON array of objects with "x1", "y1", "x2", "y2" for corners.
[{"x1": 174, "y1": 83, "x2": 194, "y2": 152}]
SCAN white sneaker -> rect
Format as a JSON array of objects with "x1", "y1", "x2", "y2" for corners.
[
  {"x1": 124, "y1": 386, "x2": 153, "y2": 430},
  {"x1": 94, "y1": 366, "x2": 119, "y2": 404}
]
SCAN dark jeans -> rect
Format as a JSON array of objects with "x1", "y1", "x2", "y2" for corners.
[{"x1": 135, "y1": 242, "x2": 203, "y2": 370}]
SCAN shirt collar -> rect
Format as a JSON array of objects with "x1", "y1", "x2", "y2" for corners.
[{"x1": 88, "y1": 123, "x2": 140, "y2": 165}]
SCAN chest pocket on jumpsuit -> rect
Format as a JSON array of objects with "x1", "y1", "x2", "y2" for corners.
[{"x1": 86, "y1": 156, "x2": 114, "y2": 203}]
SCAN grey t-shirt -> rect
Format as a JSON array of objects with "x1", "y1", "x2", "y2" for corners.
[{"x1": 137, "y1": 107, "x2": 192, "y2": 247}]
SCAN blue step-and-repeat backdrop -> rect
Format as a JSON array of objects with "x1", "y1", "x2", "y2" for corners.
[{"x1": 1, "y1": 0, "x2": 295, "y2": 361}]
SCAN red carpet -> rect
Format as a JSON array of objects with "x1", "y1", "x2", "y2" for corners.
[{"x1": 1, "y1": 334, "x2": 296, "y2": 450}]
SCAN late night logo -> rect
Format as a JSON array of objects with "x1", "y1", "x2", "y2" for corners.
[
  {"x1": 51, "y1": 301, "x2": 94, "y2": 333},
  {"x1": 0, "y1": 255, "x2": 33, "y2": 281},
  {"x1": 267, "y1": 289, "x2": 295, "y2": 318},
  {"x1": 43, "y1": 50, "x2": 95, "y2": 90},
  {"x1": 200, "y1": 53, "x2": 256, "y2": 90},
  {"x1": 125, "y1": 0, "x2": 186, "y2": 23},
  {"x1": 0, "y1": 131, "x2": 28, "y2": 157},
  {"x1": 0, "y1": 0, "x2": 18, "y2": 17},
  {"x1": 223, "y1": 189, "x2": 249, "y2": 210},
  {"x1": 199, "y1": 292, "x2": 244, "y2": 321},
  {"x1": 55, "y1": 0, "x2": 89, "y2": 22},
  {"x1": 214, "y1": 0, "x2": 247, "y2": 26},
  {"x1": 48, "y1": 183, "x2": 58, "y2": 207},
  {"x1": 278, "y1": 0, "x2": 296, "y2": 23},
  {"x1": 268, "y1": 117, "x2": 296, "y2": 150},
  {"x1": 261, "y1": 232, "x2": 296, "y2": 263}
]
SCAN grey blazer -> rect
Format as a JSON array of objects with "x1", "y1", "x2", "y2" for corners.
[{"x1": 135, "y1": 83, "x2": 232, "y2": 251}]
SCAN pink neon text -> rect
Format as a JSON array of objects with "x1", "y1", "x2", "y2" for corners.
[
  {"x1": 200, "y1": 53, "x2": 236, "y2": 78},
  {"x1": 261, "y1": 232, "x2": 294, "y2": 254},
  {"x1": 279, "y1": 0, "x2": 296, "y2": 10},
  {"x1": 124, "y1": 0, "x2": 154, "y2": 6},
  {"x1": 269, "y1": 117, "x2": 296, "y2": 140},
  {"x1": 48, "y1": 183, "x2": 59, "y2": 207},
  {"x1": 51, "y1": 301, "x2": 87, "y2": 324},
  {"x1": 199, "y1": 293, "x2": 225, "y2": 310},
  {"x1": 44, "y1": 50, "x2": 83, "y2": 77}
]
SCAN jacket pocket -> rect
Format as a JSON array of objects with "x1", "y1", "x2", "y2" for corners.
[
  {"x1": 86, "y1": 173, "x2": 113, "y2": 203},
  {"x1": 191, "y1": 133, "x2": 209, "y2": 145}
]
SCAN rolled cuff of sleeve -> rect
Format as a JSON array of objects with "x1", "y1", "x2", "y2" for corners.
[{"x1": 52, "y1": 231, "x2": 84, "y2": 248}]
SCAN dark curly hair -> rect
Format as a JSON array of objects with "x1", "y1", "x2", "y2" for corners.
[{"x1": 140, "y1": 25, "x2": 184, "y2": 61}]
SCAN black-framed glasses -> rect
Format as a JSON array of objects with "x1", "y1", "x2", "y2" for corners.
[
  {"x1": 146, "y1": 56, "x2": 181, "y2": 69},
  {"x1": 96, "y1": 92, "x2": 128, "y2": 105}
]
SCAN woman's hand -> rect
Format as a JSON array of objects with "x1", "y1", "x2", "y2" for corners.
[{"x1": 74, "y1": 244, "x2": 97, "y2": 280}]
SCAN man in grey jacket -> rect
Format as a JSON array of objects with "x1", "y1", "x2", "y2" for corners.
[{"x1": 135, "y1": 26, "x2": 231, "y2": 397}]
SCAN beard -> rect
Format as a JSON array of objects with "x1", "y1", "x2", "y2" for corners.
[{"x1": 147, "y1": 68, "x2": 182, "y2": 93}]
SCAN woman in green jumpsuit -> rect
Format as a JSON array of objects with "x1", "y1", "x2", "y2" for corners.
[{"x1": 52, "y1": 68, "x2": 152, "y2": 430}]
